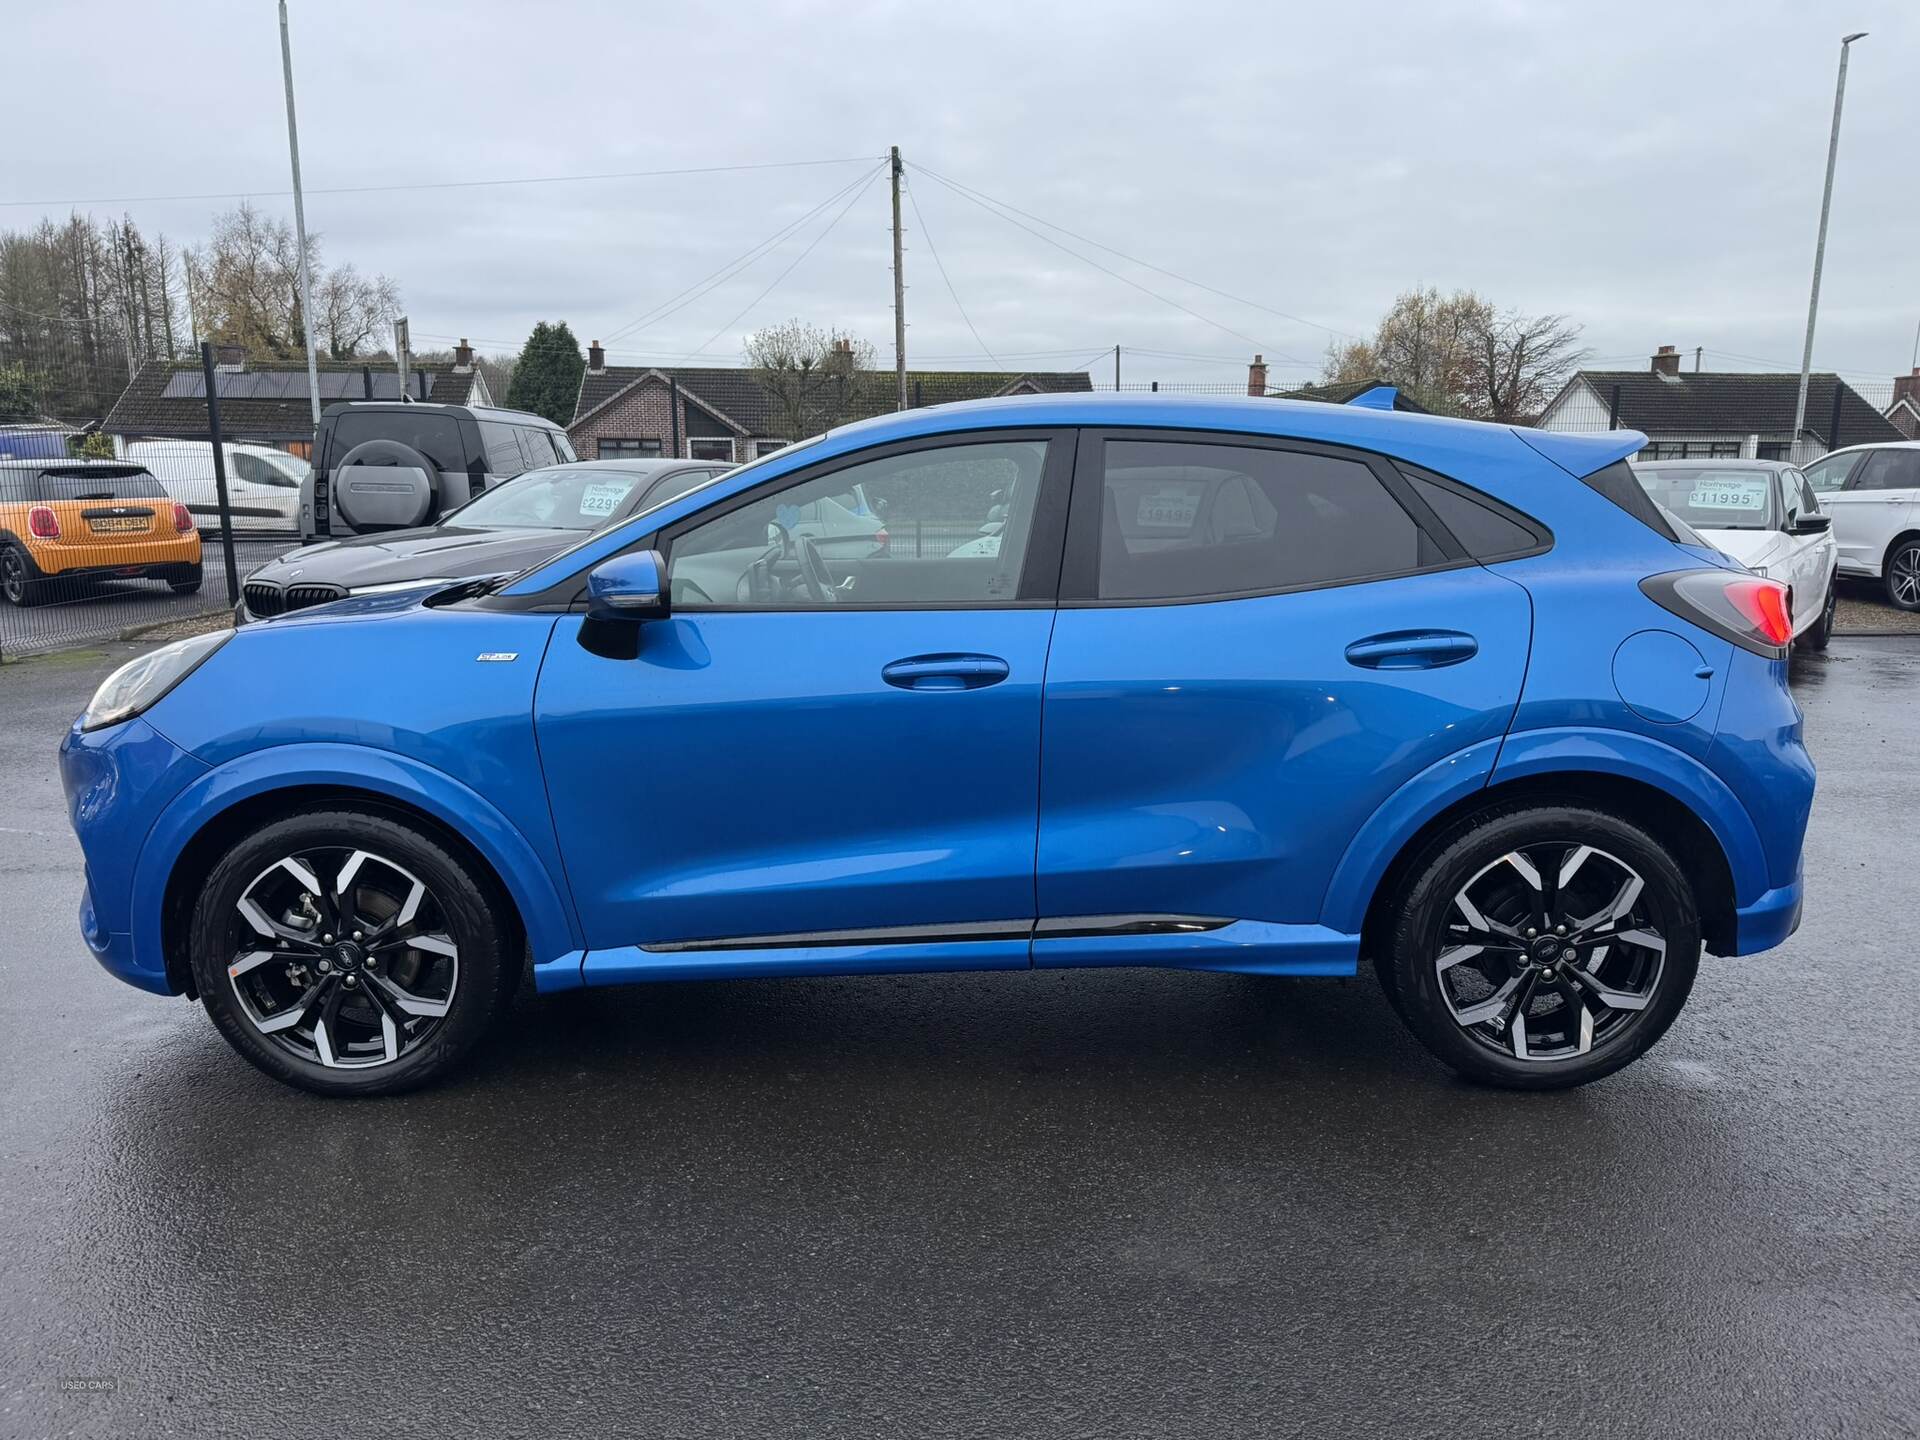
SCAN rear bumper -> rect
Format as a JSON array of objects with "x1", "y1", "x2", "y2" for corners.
[
  {"x1": 29, "y1": 539, "x2": 202, "y2": 578},
  {"x1": 1730, "y1": 871, "x2": 1804, "y2": 956}
]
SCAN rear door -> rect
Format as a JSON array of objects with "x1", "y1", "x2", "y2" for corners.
[{"x1": 1034, "y1": 430, "x2": 1533, "y2": 966}]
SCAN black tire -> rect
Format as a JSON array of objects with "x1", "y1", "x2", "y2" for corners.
[
  {"x1": 1374, "y1": 803, "x2": 1700, "y2": 1090},
  {"x1": 1884, "y1": 535, "x2": 1920, "y2": 612},
  {"x1": 1804, "y1": 578, "x2": 1835, "y2": 650},
  {"x1": 0, "y1": 543, "x2": 45, "y2": 607},
  {"x1": 189, "y1": 808, "x2": 516, "y2": 1096},
  {"x1": 168, "y1": 564, "x2": 203, "y2": 596}
]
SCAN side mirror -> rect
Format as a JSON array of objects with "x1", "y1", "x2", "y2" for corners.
[
  {"x1": 1791, "y1": 512, "x2": 1832, "y2": 535},
  {"x1": 587, "y1": 548, "x2": 669, "y2": 622}
]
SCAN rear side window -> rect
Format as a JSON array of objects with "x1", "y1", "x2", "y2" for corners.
[
  {"x1": 329, "y1": 412, "x2": 466, "y2": 473},
  {"x1": 644, "y1": 467, "x2": 721, "y2": 508},
  {"x1": 1404, "y1": 473, "x2": 1544, "y2": 559},
  {"x1": 1855, "y1": 450, "x2": 1920, "y2": 491},
  {"x1": 477, "y1": 421, "x2": 527, "y2": 477},
  {"x1": 36, "y1": 465, "x2": 166, "y2": 501},
  {"x1": 1089, "y1": 439, "x2": 1443, "y2": 602},
  {"x1": 1580, "y1": 460, "x2": 1677, "y2": 541},
  {"x1": 517, "y1": 427, "x2": 561, "y2": 468}
]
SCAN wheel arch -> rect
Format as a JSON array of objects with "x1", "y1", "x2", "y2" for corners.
[
  {"x1": 1882, "y1": 528, "x2": 1920, "y2": 586},
  {"x1": 140, "y1": 745, "x2": 579, "y2": 999},
  {"x1": 1356, "y1": 770, "x2": 1739, "y2": 962}
]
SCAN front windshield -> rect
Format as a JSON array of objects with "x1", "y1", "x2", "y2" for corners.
[
  {"x1": 449, "y1": 465, "x2": 644, "y2": 531},
  {"x1": 1634, "y1": 466, "x2": 1778, "y2": 531}
]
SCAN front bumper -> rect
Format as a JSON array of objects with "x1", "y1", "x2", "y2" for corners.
[
  {"x1": 1731, "y1": 871, "x2": 1804, "y2": 956},
  {"x1": 60, "y1": 714, "x2": 208, "y2": 994}
]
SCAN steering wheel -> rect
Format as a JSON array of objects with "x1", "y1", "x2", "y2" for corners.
[{"x1": 795, "y1": 533, "x2": 837, "y2": 603}]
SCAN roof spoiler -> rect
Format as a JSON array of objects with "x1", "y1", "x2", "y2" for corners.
[
  {"x1": 1514, "y1": 426, "x2": 1649, "y2": 478},
  {"x1": 1345, "y1": 385, "x2": 1397, "y2": 411}
]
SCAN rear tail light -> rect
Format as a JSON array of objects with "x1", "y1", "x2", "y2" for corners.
[
  {"x1": 1641, "y1": 569, "x2": 1794, "y2": 656},
  {"x1": 171, "y1": 502, "x2": 195, "y2": 533},
  {"x1": 27, "y1": 505, "x2": 59, "y2": 540},
  {"x1": 873, "y1": 527, "x2": 890, "y2": 554}
]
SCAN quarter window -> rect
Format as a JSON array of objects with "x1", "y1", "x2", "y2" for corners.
[
  {"x1": 669, "y1": 439, "x2": 1048, "y2": 608},
  {"x1": 1405, "y1": 473, "x2": 1542, "y2": 559},
  {"x1": 1089, "y1": 440, "x2": 1442, "y2": 602}
]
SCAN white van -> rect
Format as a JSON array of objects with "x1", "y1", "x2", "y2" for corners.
[{"x1": 123, "y1": 440, "x2": 309, "y2": 533}]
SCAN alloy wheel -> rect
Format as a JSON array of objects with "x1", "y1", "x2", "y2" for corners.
[
  {"x1": 1435, "y1": 843, "x2": 1667, "y2": 1063},
  {"x1": 226, "y1": 847, "x2": 459, "y2": 1069},
  {"x1": 1891, "y1": 545, "x2": 1920, "y2": 609},
  {"x1": 1, "y1": 549, "x2": 24, "y2": 604}
]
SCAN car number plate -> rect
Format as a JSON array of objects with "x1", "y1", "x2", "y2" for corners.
[{"x1": 89, "y1": 516, "x2": 147, "y2": 533}]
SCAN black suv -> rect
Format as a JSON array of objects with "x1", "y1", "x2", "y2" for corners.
[{"x1": 302, "y1": 401, "x2": 577, "y2": 541}]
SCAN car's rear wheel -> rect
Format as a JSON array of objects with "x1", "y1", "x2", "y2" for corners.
[
  {"x1": 1, "y1": 544, "x2": 45, "y2": 606},
  {"x1": 1885, "y1": 537, "x2": 1920, "y2": 612},
  {"x1": 1375, "y1": 804, "x2": 1700, "y2": 1089},
  {"x1": 167, "y1": 564, "x2": 203, "y2": 596},
  {"x1": 189, "y1": 808, "x2": 515, "y2": 1096}
]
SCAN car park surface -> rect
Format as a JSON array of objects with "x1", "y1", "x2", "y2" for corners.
[{"x1": 2, "y1": 634, "x2": 1916, "y2": 1437}]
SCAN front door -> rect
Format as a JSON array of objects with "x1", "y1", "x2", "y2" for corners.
[
  {"x1": 534, "y1": 432, "x2": 1072, "y2": 978},
  {"x1": 1034, "y1": 431, "x2": 1532, "y2": 969}
]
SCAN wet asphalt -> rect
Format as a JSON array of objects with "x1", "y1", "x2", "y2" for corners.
[{"x1": 1, "y1": 638, "x2": 1916, "y2": 1439}]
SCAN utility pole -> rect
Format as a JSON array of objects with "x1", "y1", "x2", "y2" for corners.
[
  {"x1": 278, "y1": 0, "x2": 322, "y2": 430},
  {"x1": 890, "y1": 145, "x2": 907, "y2": 411},
  {"x1": 394, "y1": 317, "x2": 411, "y2": 399},
  {"x1": 1793, "y1": 31, "x2": 1868, "y2": 448},
  {"x1": 1114, "y1": 345, "x2": 1121, "y2": 391}
]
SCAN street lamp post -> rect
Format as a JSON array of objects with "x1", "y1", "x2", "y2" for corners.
[{"x1": 1792, "y1": 31, "x2": 1867, "y2": 453}]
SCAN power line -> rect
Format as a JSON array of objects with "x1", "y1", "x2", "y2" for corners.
[
  {"x1": 691, "y1": 166, "x2": 886, "y2": 357},
  {"x1": 0, "y1": 155, "x2": 881, "y2": 210},
  {"x1": 914, "y1": 161, "x2": 1358, "y2": 346},
  {"x1": 903, "y1": 174, "x2": 1001, "y2": 370},
  {"x1": 601, "y1": 163, "x2": 885, "y2": 345},
  {"x1": 913, "y1": 166, "x2": 1293, "y2": 361}
]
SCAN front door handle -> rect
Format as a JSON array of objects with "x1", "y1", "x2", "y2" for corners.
[
  {"x1": 882, "y1": 653, "x2": 1010, "y2": 691},
  {"x1": 1344, "y1": 630, "x2": 1479, "y2": 670}
]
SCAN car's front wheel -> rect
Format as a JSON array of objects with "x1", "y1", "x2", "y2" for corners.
[
  {"x1": 190, "y1": 808, "x2": 516, "y2": 1096},
  {"x1": 1376, "y1": 804, "x2": 1700, "y2": 1089},
  {"x1": 1805, "y1": 580, "x2": 1836, "y2": 650}
]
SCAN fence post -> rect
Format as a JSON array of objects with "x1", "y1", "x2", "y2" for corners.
[
  {"x1": 1825, "y1": 385, "x2": 1844, "y2": 457},
  {"x1": 199, "y1": 341, "x2": 242, "y2": 601},
  {"x1": 1607, "y1": 384, "x2": 1621, "y2": 431}
]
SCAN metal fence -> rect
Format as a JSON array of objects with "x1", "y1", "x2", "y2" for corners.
[{"x1": 2, "y1": 329, "x2": 304, "y2": 660}]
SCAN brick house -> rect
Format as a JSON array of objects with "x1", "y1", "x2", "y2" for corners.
[
  {"x1": 1886, "y1": 369, "x2": 1920, "y2": 440},
  {"x1": 567, "y1": 340, "x2": 1092, "y2": 462}
]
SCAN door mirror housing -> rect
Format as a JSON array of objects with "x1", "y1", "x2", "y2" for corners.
[
  {"x1": 587, "y1": 549, "x2": 669, "y2": 622},
  {"x1": 1790, "y1": 512, "x2": 1832, "y2": 535}
]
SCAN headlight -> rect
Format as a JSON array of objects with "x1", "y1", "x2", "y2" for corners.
[
  {"x1": 81, "y1": 629, "x2": 231, "y2": 732},
  {"x1": 348, "y1": 577, "x2": 456, "y2": 596}
]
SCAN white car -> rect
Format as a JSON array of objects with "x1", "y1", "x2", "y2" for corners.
[
  {"x1": 1801, "y1": 442, "x2": 1920, "y2": 611},
  {"x1": 1633, "y1": 459, "x2": 1838, "y2": 646},
  {"x1": 124, "y1": 440, "x2": 308, "y2": 533}
]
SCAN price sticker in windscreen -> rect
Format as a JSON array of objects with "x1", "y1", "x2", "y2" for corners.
[
  {"x1": 577, "y1": 481, "x2": 632, "y2": 519},
  {"x1": 1688, "y1": 478, "x2": 1767, "y2": 513},
  {"x1": 1135, "y1": 485, "x2": 1202, "y2": 529}
]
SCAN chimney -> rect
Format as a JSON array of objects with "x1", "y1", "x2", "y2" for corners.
[
  {"x1": 214, "y1": 343, "x2": 246, "y2": 372},
  {"x1": 1651, "y1": 344, "x2": 1682, "y2": 378},
  {"x1": 587, "y1": 340, "x2": 606, "y2": 375},
  {"x1": 452, "y1": 338, "x2": 473, "y2": 373},
  {"x1": 1893, "y1": 368, "x2": 1920, "y2": 409},
  {"x1": 1247, "y1": 353, "x2": 1268, "y2": 396},
  {"x1": 826, "y1": 336, "x2": 855, "y2": 377}
]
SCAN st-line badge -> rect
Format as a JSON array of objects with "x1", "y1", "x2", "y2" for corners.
[{"x1": 475, "y1": 652, "x2": 518, "y2": 663}]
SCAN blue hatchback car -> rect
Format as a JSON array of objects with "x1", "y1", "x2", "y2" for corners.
[{"x1": 60, "y1": 393, "x2": 1813, "y2": 1095}]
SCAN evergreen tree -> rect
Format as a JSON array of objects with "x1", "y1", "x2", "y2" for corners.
[{"x1": 506, "y1": 321, "x2": 585, "y2": 426}]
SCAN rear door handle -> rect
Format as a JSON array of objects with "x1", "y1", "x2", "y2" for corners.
[
  {"x1": 1344, "y1": 630, "x2": 1479, "y2": 670},
  {"x1": 882, "y1": 653, "x2": 1011, "y2": 691}
]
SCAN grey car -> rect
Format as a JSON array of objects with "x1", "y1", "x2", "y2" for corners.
[{"x1": 241, "y1": 458, "x2": 728, "y2": 620}]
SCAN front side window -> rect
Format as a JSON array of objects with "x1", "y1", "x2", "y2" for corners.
[
  {"x1": 669, "y1": 439, "x2": 1047, "y2": 607},
  {"x1": 1804, "y1": 452, "x2": 1862, "y2": 492},
  {"x1": 449, "y1": 465, "x2": 639, "y2": 531},
  {"x1": 517, "y1": 426, "x2": 561, "y2": 468},
  {"x1": 1090, "y1": 440, "x2": 1441, "y2": 602}
]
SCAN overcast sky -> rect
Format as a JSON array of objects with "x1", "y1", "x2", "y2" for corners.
[{"x1": 6, "y1": 0, "x2": 1916, "y2": 390}]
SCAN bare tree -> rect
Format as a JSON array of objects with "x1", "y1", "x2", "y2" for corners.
[
  {"x1": 316, "y1": 261, "x2": 401, "y2": 360},
  {"x1": 746, "y1": 319, "x2": 878, "y2": 440},
  {"x1": 1326, "y1": 287, "x2": 1582, "y2": 419}
]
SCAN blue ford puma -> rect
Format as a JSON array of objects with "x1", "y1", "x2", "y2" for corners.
[{"x1": 60, "y1": 393, "x2": 1813, "y2": 1095}]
